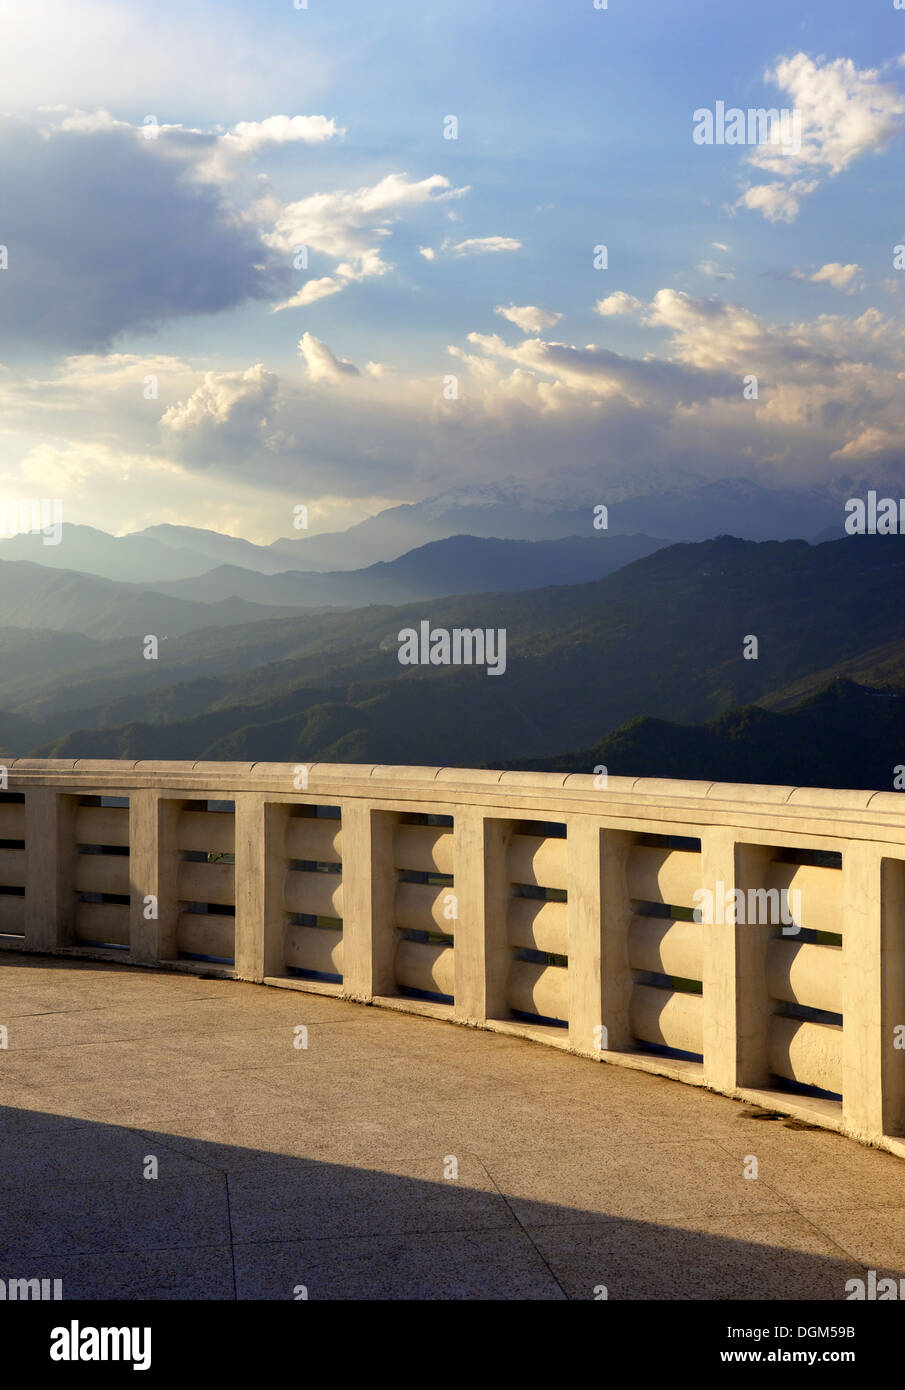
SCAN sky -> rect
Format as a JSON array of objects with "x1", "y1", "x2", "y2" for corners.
[{"x1": 0, "y1": 0, "x2": 903, "y2": 541}]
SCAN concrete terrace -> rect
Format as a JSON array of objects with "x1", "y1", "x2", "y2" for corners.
[{"x1": 2, "y1": 950, "x2": 905, "y2": 1301}]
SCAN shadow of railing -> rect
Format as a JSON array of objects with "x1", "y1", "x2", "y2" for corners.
[{"x1": 0, "y1": 1103, "x2": 884, "y2": 1301}]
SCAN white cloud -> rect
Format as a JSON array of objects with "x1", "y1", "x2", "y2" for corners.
[
  {"x1": 753, "y1": 53, "x2": 905, "y2": 177},
  {"x1": 422, "y1": 235, "x2": 523, "y2": 260},
  {"x1": 733, "y1": 178, "x2": 818, "y2": 222},
  {"x1": 272, "y1": 277, "x2": 345, "y2": 312},
  {"x1": 595, "y1": 292, "x2": 643, "y2": 317},
  {"x1": 832, "y1": 425, "x2": 901, "y2": 460},
  {"x1": 737, "y1": 53, "x2": 905, "y2": 221},
  {"x1": 262, "y1": 172, "x2": 469, "y2": 304},
  {"x1": 198, "y1": 114, "x2": 343, "y2": 181},
  {"x1": 222, "y1": 114, "x2": 341, "y2": 154},
  {"x1": 698, "y1": 260, "x2": 735, "y2": 281},
  {"x1": 39, "y1": 106, "x2": 135, "y2": 135},
  {"x1": 461, "y1": 330, "x2": 738, "y2": 409},
  {"x1": 494, "y1": 304, "x2": 562, "y2": 334},
  {"x1": 809, "y1": 262, "x2": 864, "y2": 291},
  {"x1": 160, "y1": 365, "x2": 279, "y2": 460},
  {"x1": 264, "y1": 173, "x2": 468, "y2": 263},
  {"x1": 298, "y1": 332, "x2": 361, "y2": 384},
  {"x1": 642, "y1": 288, "x2": 791, "y2": 370},
  {"x1": 35, "y1": 106, "x2": 343, "y2": 183},
  {"x1": 2, "y1": 286, "x2": 904, "y2": 534},
  {"x1": 450, "y1": 236, "x2": 522, "y2": 256}
]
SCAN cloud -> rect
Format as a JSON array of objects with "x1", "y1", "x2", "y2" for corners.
[
  {"x1": 753, "y1": 53, "x2": 905, "y2": 176},
  {"x1": 262, "y1": 172, "x2": 469, "y2": 304},
  {"x1": 263, "y1": 173, "x2": 468, "y2": 264},
  {"x1": 736, "y1": 53, "x2": 905, "y2": 220},
  {"x1": 197, "y1": 114, "x2": 343, "y2": 181},
  {"x1": 642, "y1": 287, "x2": 803, "y2": 370},
  {"x1": 698, "y1": 260, "x2": 735, "y2": 281},
  {"x1": 0, "y1": 112, "x2": 473, "y2": 345},
  {"x1": 272, "y1": 277, "x2": 345, "y2": 311},
  {"x1": 160, "y1": 365, "x2": 279, "y2": 462},
  {"x1": 595, "y1": 292, "x2": 644, "y2": 317},
  {"x1": 2, "y1": 283, "x2": 904, "y2": 535},
  {"x1": 494, "y1": 304, "x2": 562, "y2": 334},
  {"x1": 462, "y1": 331, "x2": 739, "y2": 409},
  {"x1": 34, "y1": 105, "x2": 344, "y2": 183},
  {"x1": 38, "y1": 106, "x2": 136, "y2": 135},
  {"x1": 809, "y1": 262, "x2": 864, "y2": 291},
  {"x1": 831, "y1": 425, "x2": 902, "y2": 460},
  {"x1": 0, "y1": 115, "x2": 291, "y2": 353},
  {"x1": 422, "y1": 235, "x2": 522, "y2": 259},
  {"x1": 220, "y1": 114, "x2": 341, "y2": 155},
  {"x1": 733, "y1": 178, "x2": 818, "y2": 223},
  {"x1": 712, "y1": 241, "x2": 731, "y2": 252},
  {"x1": 298, "y1": 332, "x2": 361, "y2": 383},
  {"x1": 766, "y1": 262, "x2": 865, "y2": 292},
  {"x1": 450, "y1": 236, "x2": 522, "y2": 256}
]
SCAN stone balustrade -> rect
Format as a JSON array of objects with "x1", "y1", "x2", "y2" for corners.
[{"x1": 1, "y1": 759, "x2": 904, "y2": 1157}]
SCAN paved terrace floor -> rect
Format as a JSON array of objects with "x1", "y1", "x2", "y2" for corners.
[{"x1": 2, "y1": 951, "x2": 905, "y2": 1301}]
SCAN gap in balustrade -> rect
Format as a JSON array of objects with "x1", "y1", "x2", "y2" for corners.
[
  {"x1": 635, "y1": 831, "x2": 702, "y2": 853},
  {"x1": 879, "y1": 858, "x2": 905, "y2": 1137},
  {"x1": 391, "y1": 810, "x2": 456, "y2": 1008},
  {"x1": 0, "y1": 789, "x2": 25, "y2": 941},
  {"x1": 176, "y1": 799, "x2": 236, "y2": 965},
  {"x1": 735, "y1": 839, "x2": 843, "y2": 1113},
  {"x1": 283, "y1": 803, "x2": 344, "y2": 984},
  {"x1": 626, "y1": 832, "x2": 704, "y2": 1064},
  {"x1": 773, "y1": 846, "x2": 842, "y2": 870},
  {"x1": 496, "y1": 818, "x2": 569, "y2": 1032},
  {"x1": 72, "y1": 794, "x2": 131, "y2": 952}
]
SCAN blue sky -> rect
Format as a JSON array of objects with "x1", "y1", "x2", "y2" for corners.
[{"x1": 0, "y1": 0, "x2": 902, "y2": 539}]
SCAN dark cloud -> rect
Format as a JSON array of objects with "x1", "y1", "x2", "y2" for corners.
[{"x1": 0, "y1": 118, "x2": 291, "y2": 355}]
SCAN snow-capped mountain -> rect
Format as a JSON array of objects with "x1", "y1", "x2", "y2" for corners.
[{"x1": 0, "y1": 474, "x2": 852, "y2": 582}]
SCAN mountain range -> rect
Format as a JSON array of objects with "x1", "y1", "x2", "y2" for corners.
[
  {"x1": 0, "y1": 533, "x2": 665, "y2": 636},
  {"x1": 144, "y1": 533, "x2": 667, "y2": 608},
  {"x1": 505, "y1": 680, "x2": 905, "y2": 792},
  {"x1": 2, "y1": 533, "x2": 904, "y2": 779},
  {"x1": 0, "y1": 475, "x2": 849, "y2": 582}
]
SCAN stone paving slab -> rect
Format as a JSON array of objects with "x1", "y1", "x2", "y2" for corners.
[
  {"x1": 232, "y1": 1229, "x2": 566, "y2": 1301},
  {"x1": 2, "y1": 951, "x2": 905, "y2": 1300},
  {"x1": 530, "y1": 1213, "x2": 864, "y2": 1301},
  {"x1": 0, "y1": 1173, "x2": 230, "y2": 1261},
  {"x1": 24, "y1": 1245, "x2": 235, "y2": 1300}
]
